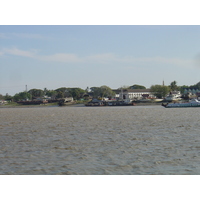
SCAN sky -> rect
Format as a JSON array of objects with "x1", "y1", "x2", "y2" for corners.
[
  {"x1": 1, "y1": 1, "x2": 200, "y2": 198},
  {"x1": 1, "y1": 25, "x2": 200, "y2": 95}
]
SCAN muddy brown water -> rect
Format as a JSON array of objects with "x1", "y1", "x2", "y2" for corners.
[{"x1": 0, "y1": 106, "x2": 200, "y2": 174}]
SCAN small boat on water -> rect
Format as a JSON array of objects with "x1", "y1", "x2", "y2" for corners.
[
  {"x1": 58, "y1": 97, "x2": 75, "y2": 106},
  {"x1": 162, "y1": 99, "x2": 200, "y2": 108}
]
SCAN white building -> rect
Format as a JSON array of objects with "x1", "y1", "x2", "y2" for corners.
[
  {"x1": 114, "y1": 89, "x2": 156, "y2": 101},
  {"x1": 0, "y1": 100, "x2": 7, "y2": 105}
]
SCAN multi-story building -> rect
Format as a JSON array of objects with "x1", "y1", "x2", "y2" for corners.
[{"x1": 113, "y1": 89, "x2": 156, "y2": 101}]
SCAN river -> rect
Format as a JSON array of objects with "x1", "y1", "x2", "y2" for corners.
[{"x1": 0, "y1": 105, "x2": 200, "y2": 174}]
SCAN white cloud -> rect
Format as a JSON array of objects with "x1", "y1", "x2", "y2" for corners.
[
  {"x1": 39, "y1": 53, "x2": 82, "y2": 63},
  {"x1": 11, "y1": 33, "x2": 47, "y2": 39},
  {"x1": 0, "y1": 33, "x2": 9, "y2": 39},
  {"x1": 0, "y1": 47, "x2": 194, "y2": 68},
  {"x1": 2, "y1": 47, "x2": 37, "y2": 57},
  {"x1": 117, "y1": 56, "x2": 194, "y2": 69}
]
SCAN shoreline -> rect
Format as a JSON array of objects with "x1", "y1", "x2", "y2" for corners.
[{"x1": 0, "y1": 102, "x2": 164, "y2": 108}]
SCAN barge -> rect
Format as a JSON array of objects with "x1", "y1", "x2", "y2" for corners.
[
  {"x1": 85, "y1": 99, "x2": 135, "y2": 106},
  {"x1": 162, "y1": 99, "x2": 200, "y2": 108},
  {"x1": 17, "y1": 100, "x2": 48, "y2": 105}
]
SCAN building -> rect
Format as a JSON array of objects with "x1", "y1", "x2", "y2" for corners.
[
  {"x1": 113, "y1": 89, "x2": 156, "y2": 101},
  {"x1": 0, "y1": 100, "x2": 7, "y2": 105}
]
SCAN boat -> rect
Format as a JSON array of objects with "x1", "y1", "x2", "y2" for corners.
[
  {"x1": 106, "y1": 100, "x2": 135, "y2": 106},
  {"x1": 162, "y1": 99, "x2": 200, "y2": 108},
  {"x1": 85, "y1": 99, "x2": 104, "y2": 106},
  {"x1": 17, "y1": 100, "x2": 48, "y2": 105},
  {"x1": 85, "y1": 99, "x2": 135, "y2": 106},
  {"x1": 58, "y1": 97, "x2": 75, "y2": 106}
]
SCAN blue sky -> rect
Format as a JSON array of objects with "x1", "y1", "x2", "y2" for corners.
[{"x1": 1, "y1": 25, "x2": 200, "y2": 95}]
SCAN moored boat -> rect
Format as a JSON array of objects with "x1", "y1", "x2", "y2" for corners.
[
  {"x1": 17, "y1": 100, "x2": 48, "y2": 105},
  {"x1": 85, "y1": 99, "x2": 104, "y2": 106},
  {"x1": 106, "y1": 100, "x2": 135, "y2": 106},
  {"x1": 85, "y1": 99, "x2": 136, "y2": 106},
  {"x1": 58, "y1": 97, "x2": 75, "y2": 106},
  {"x1": 162, "y1": 99, "x2": 200, "y2": 108}
]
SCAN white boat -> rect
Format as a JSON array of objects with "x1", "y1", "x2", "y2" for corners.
[{"x1": 162, "y1": 99, "x2": 200, "y2": 108}]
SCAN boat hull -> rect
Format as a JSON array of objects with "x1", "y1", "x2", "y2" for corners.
[
  {"x1": 85, "y1": 100, "x2": 135, "y2": 106},
  {"x1": 58, "y1": 102, "x2": 75, "y2": 106},
  {"x1": 162, "y1": 102, "x2": 200, "y2": 108},
  {"x1": 17, "y1": 100, "x2": 48, "y2": 105}
]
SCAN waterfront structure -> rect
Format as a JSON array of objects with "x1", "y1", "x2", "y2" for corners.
[
  {"x1": 165, "y1": 91, "x2": 182, "y2": 101},
  {"x1": 58, "y1": 97, "x2": 74, "y2": 106},
  {"x1": 183, "y1": 89, "x2": 200, "y2": 95},
  {"x1": 113, "y1": 89, "x2": 156, "y2": 101},
  {"x1": 183, "y1": 89, "x2": 200, "y2": 100},
  {"x1": 0, "y1": 100, "x2": 7, "y2": 105}
]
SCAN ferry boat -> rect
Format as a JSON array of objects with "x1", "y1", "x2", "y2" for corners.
[{"x1": 162, "y1": 99, "x2": 200, "y2": 108}]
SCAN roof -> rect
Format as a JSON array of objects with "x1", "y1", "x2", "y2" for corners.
[
  {"x1": 125, "y1": 89, "x2": 151, "y2": 92},
  {"x1": 113, "y1": 89, "x2": 151, "y2": 93}
]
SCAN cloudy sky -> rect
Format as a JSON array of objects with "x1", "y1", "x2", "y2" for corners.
[{"x1": 1, "y1": 10, "x2": 200, "y2": 95}]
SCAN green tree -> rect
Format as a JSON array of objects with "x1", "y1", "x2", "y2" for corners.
[
  {"x1": 28, "y1": 89, "x2": 44, "y2": 98},
  {"x1": 118, "y1": 85, "x2": 130, "y2": 90},
  {"x1": 90, "y1": 86, "x2": 115, "y2": 98},
  {"x1": 13, "y1": 92, "x2": 32, "y2": 101},
  {"x1": 43, "y1": 88, "x2": 48, "y2": 95},
  {"x1": 4, "y1": 93, "x2": 13, "y2": 101},
  {"x1": 55, "y1": 87, "x2": 70, "y2": 97},
  {"x1": 56, "y1": 91, "x2": 64, "y2": 99},
  {"x1": 68, "y1": 88, "x2": 85, "y2": 100},
  {"x1": 0, "y1": 94, "x2": 4, "y2": 100},
  {"x1": 195, "y1": 81, "x2": 200, "y2": 90},
  {"x1": 150, "y1": 85, "x2": 170, "y2": 98},
  {"x1": 169, "y1": 81, "x2": 179, "y2": 91},
  {"x1": 85, "y1": 87, "x2": 90, "y2": 93},
  {"x1": 100, "y1": 85, "x2": 115, "y2": 98},
  {"x1": 46, "y1": 90, "x2": 57, "y2": 98},
  {"x1": 188, "y1": 81, "x2": 200, "y2": 90},
  {"x1": 90, "y1": 87, "x2": 102, "y2": 98},
  {"x1": 129, "y1": 84, "x2": 146, "y2": 89},
  {"x1": 179, "y1": 85, "x2": 189, "y2": 94}
]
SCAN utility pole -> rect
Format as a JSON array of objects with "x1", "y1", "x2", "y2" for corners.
[{"x1": 25, "y1": 85, "x2": 28, "y2": 100}]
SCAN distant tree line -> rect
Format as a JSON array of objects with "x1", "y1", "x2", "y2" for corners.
[
  {"x1": 150, "y1": 81, "x2": 200, "y2": 98},
  {"x1": 0, "y1": 86, "x2": 114, "y2": 101},
  {"x1": 1, "y1": 81, "x2": 200, "y2": 101}
]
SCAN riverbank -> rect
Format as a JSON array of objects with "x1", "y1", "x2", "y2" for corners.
[
  {"x1": 0, "y1": 102, "x2": 59, "y2": 108},
  {"x1": 134, "y1": 101, "x2": 163, "y2": 106},
  {"x1": 0, "y1": 101, "x2": 164, "y2": 108}
]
